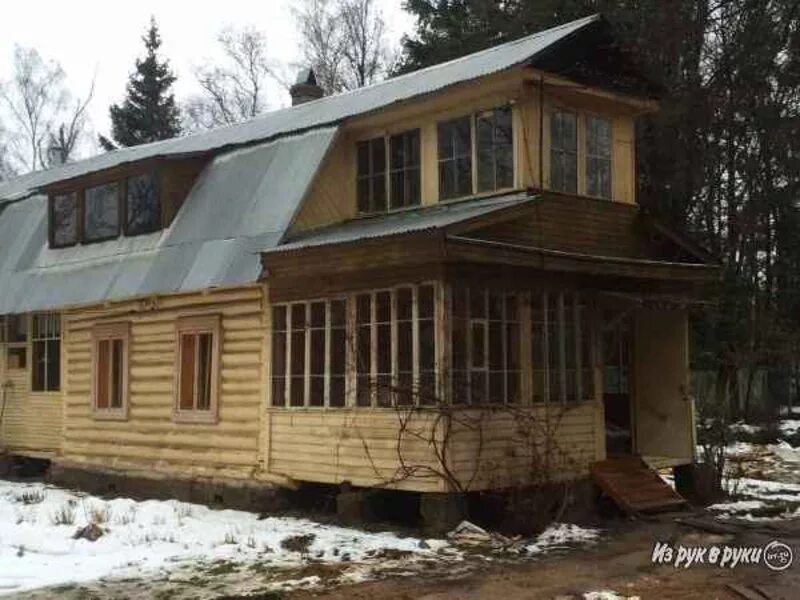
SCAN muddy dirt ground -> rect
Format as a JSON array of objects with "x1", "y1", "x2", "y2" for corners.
[{"x1": 15, "y1": 513, "x2": 798, "y2": 599}]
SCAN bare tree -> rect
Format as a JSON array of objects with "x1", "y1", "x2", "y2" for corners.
[
  {"x1": 293, "y1": 0, "x2": 390, "y2": 94},
  {"x1": 294, "y1": 0, "x2": 347, "y2": 94},
  {"x1": 47, "y1": 80, "x2": 95, "y2": 167},
  {"x1": 0, "y1": 121, "x2": 14, "y2": 180},
  {"x1": 0, "y1": 46, "x2": 93, "y2": 172},
  {"x1": 185, "y1": 26, "x2": 275, "y2": 131},
  {"x1": 339, "y1": 0, "x2": 389, "y2": 89}
]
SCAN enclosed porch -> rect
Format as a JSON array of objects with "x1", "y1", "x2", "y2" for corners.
[{"x1": 259, "y1": 192, "x2": 718, "y2": 493}]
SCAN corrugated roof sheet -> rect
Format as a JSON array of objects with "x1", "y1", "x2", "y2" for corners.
[
  {"x1": 0, "y1": 14, "x2": 599, "y2": 202},
  {"x1": 267, "y1": 192, "x2": 534, "y2": 254},
  {"x1": 0, "y1": 127, "x2": 337, "y2": 313}
]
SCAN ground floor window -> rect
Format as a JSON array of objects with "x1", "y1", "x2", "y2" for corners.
[
  {"x1": 174, "y1": 315, "x2": 220, "y2": 422},
  {"x1": 0, "y1": 315, "x2": 28, "y2": 371},
  {"x1": 531, "y1": 292, "x2": 593, "y2": 403},
  {"x1": 270, "y1": 283, "x2": 595, "y2": 408},
  {"x1": 92, "y1": 323, "x2": 129, "y2": 417},
  {"x1": 271, "y1": 283, "x2": 438, "y2": 408},
  {"x1": 451, "y1": 288, "x2": 521, "y2": 404},
  {"x1": 31, "y1": 314, "x2": 60, "y2": 392}
]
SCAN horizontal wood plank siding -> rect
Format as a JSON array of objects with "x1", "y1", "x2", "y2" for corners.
[
  {"x1": 469, "y1": 195, "x2": 647, "y2": 258},
  {"x1": 267, "y1": 410, "x2": 447, "y2": 492},
  {"x1": 446, "y1": 403, "x2": 600, "y2": 489},
  {"x1": 61, "y1": 286, "x2": 266, "y2": 481}
]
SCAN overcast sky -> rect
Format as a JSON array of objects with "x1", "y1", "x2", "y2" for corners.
[{"x1": 0, "y1": 0, "x2": 414, "y2": 155}]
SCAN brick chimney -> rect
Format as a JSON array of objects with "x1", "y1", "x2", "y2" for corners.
[{"x1": 290, "y1": 68, "x2": 324, "y2": 106}]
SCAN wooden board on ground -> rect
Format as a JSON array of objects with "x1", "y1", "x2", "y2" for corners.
[{"x1": 591, "y1": 456, "x2": 687, "y2": 514}]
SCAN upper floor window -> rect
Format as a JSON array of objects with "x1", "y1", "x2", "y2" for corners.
[
  {"x1": 49, "y1": 170, "x2": 161, "y2": 248},
  {"x1": 85, "y1": 182, "x2": 120, "y2": 242},
  {"x1": 126, "y1": 173, "x2": 161, "y2": 235},
  {"x1": 389, "y1": 130, "x2": 421, "y2": 209},
  {"x1": 476, "y1": 107, "x2": 514, "y2": 193},
  {"x1": 51, "y1": 192, "x2": 78, "y2": 248},
  {"x1": 438, "y1": 106, "x2": 515, "y2": 201},
  {"x1": 550, "y1": 110, "x2": 613, "y2": 200},
  {"x1": 550, "y1": 110, "x2": 578, "y2": 194},
  {"x1": 586, "y1": 115, "x2": 612, "y2": 199},
  {"x1": 438, "y1": 116, "x2": 472, "y2": 200},
  {"x1": 357, "y1": 129, "x2": 421, "y2": 213},
  {"x1": 357, "y1": 137, "x2": 386, "y2": 213}
]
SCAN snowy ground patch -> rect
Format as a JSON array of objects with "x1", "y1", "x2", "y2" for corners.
[
  {"x1": 0, "y1": 480, "x2": 449, "y2": 596},
  {"x1": 526, "y1": 523, "x2": 601, "y2": 555}
]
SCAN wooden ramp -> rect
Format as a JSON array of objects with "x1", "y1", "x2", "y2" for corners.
[{"x1": 591, "y1": 456, "x2": 687, "y2": 514}]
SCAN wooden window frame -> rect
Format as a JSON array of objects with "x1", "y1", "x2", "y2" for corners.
[
  {"x1": 1, "y1": 315, "x2": 29, "y2": 372},
  {"x1": 272, "y1": 297, "x2": 349, "y2": 409},
  {"x1": 388, "y1": 129, "x2": 422, "y2": 210},
  {"x1": 548, "y1": 106, "x2": 615, "y2": 200},
  {"x1": 584, "y1": 113, "x2": 613, "y2": 200},
  {"x1": 47, "y1": 166, "x2": 164, "y2": 249},
  {"x1": 83, "y1": 181, "x2": 122, "y2": 244},
  {"x1": 173, "y1": 315, "x2": 221, "y2": 424},
  {"x1": 124, "y1": 170, "x2": 163, "y2": 237},
  {"x1": 30, "y1": 313, "x2": 61, "y2": 393},
  {"x1": 450, "y1": 287, "x2": 522, "y2": 405},
  {"x1": 48, "y1": 192, "x2": 80, "y2": 249},
  {"x1": 530, "y1": 291, "x2": 593, "y2": 404},
  {"x1": 91, "y1": 322, "x2": 130, "y2": 420},
  {"x1": 271, "y1": 282, "x2": 440, "y2": 410},
  {"x1": 357, "y1": 129, "x2": 422, "y2": 215},
  {"x1": 475, "y1": 106, "x2": 515, "y2": 194},
  {"x1": 437, "y1": 106, "x2": 516, "y2": 203},
  {"x1": 356, "y1": 136, "x2": 388, "y2": 214}
]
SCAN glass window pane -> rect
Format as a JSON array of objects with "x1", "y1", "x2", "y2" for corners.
[
  {"x1": 111, "y1": 339, "x2": 124, "y2": 408},
  {"x1": 126, "y1": 173, "x2": 160, "y2": 235},
  {"x1": 85, "y1": 182, "x2": 120, "y2": 242},
  {"x1": 52, "y1": 193, "x2": 78, "y2": 246}
]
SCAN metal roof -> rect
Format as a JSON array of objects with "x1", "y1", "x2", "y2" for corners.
[
  {"x1": 0, "y1": 14, "x2": 600, "y2": 202},
  {"x1": 0, "y1": 128, "x2": 337, "y2": 314},
  {"x1": 266, "y1": 192, "x2": 534, "y2": 254}
]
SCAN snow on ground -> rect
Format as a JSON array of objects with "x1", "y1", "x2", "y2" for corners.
[
  {"x1": 525, "y1": 523, "x2": 601, "y2": 555},
  {"x1": 0, "y1": 480, "x2": 449, "y2": 596},
  {"x1": 583, "y1": 591, "x2": 640, "y2": 600}
]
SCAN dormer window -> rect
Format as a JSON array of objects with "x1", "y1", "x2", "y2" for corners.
[
  {"x1": 85, "y1": 182, "x2": 120, "y2": 242},
  {"x1": 126, "y1": 172, "x2": 160, "y2": 235},
  {"x1": 48, "y1": 170, "x2": 163, "y2": 248},
  {"x1": 51, "y1": 192, "x2": 78, "y2": 247}
]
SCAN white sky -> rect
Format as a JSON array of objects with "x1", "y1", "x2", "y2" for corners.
[{"x1": 0, "y1": 0, "x2": 415, "y2": 154}]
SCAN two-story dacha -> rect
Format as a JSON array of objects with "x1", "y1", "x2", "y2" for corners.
[{"x1": 0, "y1": 15, "x2": 717, "y2": 518}]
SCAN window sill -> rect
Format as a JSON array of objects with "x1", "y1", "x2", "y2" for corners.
[
  {"x1": 92, "y1": 409, "x2": 129, "y2": 421},
  {"x1": 172, "y1": 411, "x2": 219, "y2": 425}
]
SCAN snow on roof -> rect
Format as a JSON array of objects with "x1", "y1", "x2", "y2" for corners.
[{"x1": 0, "y1": 14, "x2": 600, "y2": 202}]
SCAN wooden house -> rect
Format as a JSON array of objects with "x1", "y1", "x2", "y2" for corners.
[{"x1": 0, "y1": 15, "x2": 717, "y2": 512}]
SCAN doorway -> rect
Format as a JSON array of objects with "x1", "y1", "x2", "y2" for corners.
[{"x1": 602, "y1": 313, "x2": 634, "y2": 455}]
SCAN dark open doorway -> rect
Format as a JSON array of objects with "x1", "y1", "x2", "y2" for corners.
[{"x1": 602, "y1": 313, "x2": 633, "y2": 455}]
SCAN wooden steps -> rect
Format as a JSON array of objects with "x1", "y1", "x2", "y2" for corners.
[{"x1": 591, "y1": 456, "x2": 687, "y2": 514}]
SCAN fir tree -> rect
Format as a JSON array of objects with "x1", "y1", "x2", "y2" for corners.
[{"x1": 106, "y1": 17, "x2": 181, "y2": 147}]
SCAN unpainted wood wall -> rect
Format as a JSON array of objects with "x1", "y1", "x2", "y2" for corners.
[
  {"x1": 60, "y1": 286, "x2": 266, "y2": 480},
  {"x1": 290, "y1": 68, "x2": 639, "y2": 235}
]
